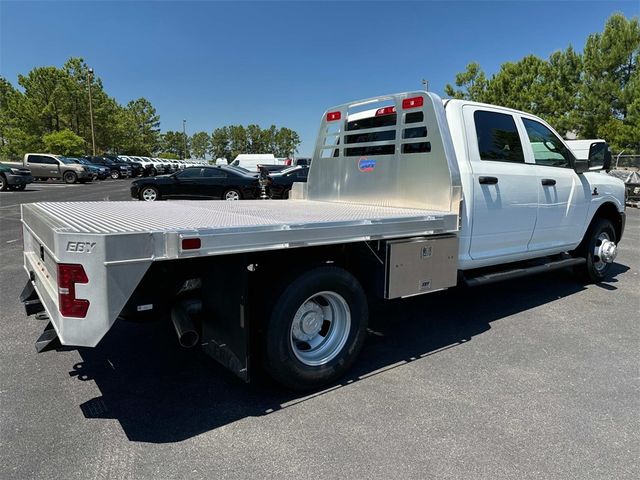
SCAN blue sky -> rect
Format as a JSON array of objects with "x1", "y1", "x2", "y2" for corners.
[{"x1": 1, "y1": 0, "x2": 638, "y2": 156}]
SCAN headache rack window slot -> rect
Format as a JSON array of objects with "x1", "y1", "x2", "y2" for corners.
[
  {"x1": 345, "y1": 145, "x2": 396, "y2": 157},
  {"x1": 403, "y1": 126, "x2": 427, "y2": 139},
  {"x1": 402, "y1": 142, "x2": 431, "y2": 154},
  {"x1": 347, "y1": 114, "x2": 397, "y2": 131},
  {"x1": 345, "y1": 130, "x2": 396, "y2": 144},
  {"x1": 405, "y1": 111, "x2": 424, "y2": 124}
]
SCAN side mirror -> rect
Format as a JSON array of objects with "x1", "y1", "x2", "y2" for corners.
[{"x1": 587, "y1": 142, "x2": 610, "y2": 171}]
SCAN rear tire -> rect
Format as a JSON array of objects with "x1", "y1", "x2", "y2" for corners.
[
  {"x1": 0, "y1": 175, "x2": 6, "y2": 191},
  {"x1": 223, "y1": 188, "x2": 241, "y2": 201},
  {"x1": 111, "y1": 170, "x2": 121, "y2": 179},
  {"x1": 63, "y1": 171, "x2": 77, "y2": 184},
  {"x1": 139, "y1": 186, "x2": 160, "y2": 201},
  {"x1": 574, "y1": 218, "x2": 617, "y2": 283},
  {"x1": 263, "y1": 266, "x2": 368, "y2": 390}
]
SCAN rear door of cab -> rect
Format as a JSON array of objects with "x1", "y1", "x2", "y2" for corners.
[{"x1": 463, "y1": 105, "x2": 538, "y2": 261}]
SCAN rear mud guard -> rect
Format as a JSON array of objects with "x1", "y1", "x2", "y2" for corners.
[{"x1": 200, "y1": 254, "x2": 251, "y2": 382}]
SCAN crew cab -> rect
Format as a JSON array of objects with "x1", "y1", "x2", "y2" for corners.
[
  {"x1": 9, "y1": 154, "x2": 93, "y2": 183},
  {"x1": 19, "y1": 91, "x2": 625, "y2": 391}
]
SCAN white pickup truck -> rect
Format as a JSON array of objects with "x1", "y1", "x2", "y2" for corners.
[{"x1": 19, "y1": 91, "x2": 625, "y2": 390}]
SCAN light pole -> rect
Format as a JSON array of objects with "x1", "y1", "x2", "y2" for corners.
[
  {"x1": 87, "y1": 68, "x2": 96, "y2": 156},
  {"x1": 182, "y1": 119, "x2": 187, "y2": 160}
]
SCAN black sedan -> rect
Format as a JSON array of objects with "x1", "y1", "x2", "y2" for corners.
[
  {"x1": 266, "y1": 166, "x2": 309, "y2": 199},
  {"x1": 130, "y1": 165, "x2": 261, "y2": 201}
]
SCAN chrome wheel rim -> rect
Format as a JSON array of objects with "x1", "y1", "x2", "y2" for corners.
[
  {"x1": 111, "y1": 171, "x2": 118, "y2": 179},
  {"x1": 142, "y1": 188, "x2": 157, "y2": 201},
  {"x1": 225, "y1": 190, "x2": 240, "y2": 201},
  {"x1": 290, "y1": 291, "x2": 351, "y2": 366},
  {"x1": 593, "y1": 232, "x2": 616, "y2": 272}
]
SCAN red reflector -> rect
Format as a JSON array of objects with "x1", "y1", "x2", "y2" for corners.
[
  {"x1": 327, "y1": 111, "x2": 341, "y2": 122},
  {"x1": 182, "y1": 238, "x2": 201, "y2": 250},
  {"x1": 402, "y1": 96, "x2": 424, "y2": 109},
  {"x1": 375, "y1": 106, "x2": 396, "y2": 116},
  {"x1": 57, "y1": 263, "x2": 89, "y2": 318}
]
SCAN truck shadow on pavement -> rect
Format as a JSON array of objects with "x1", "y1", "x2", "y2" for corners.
[{"x1": 69, "y1": 264, "x2": 628, "y2": 443}]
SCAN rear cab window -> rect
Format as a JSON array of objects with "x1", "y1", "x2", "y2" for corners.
[{"x1": 473, "y1": 110, "x2": 524, "y2": 163}]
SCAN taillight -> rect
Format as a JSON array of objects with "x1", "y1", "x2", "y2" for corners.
[
  {"x1": 375, "y1": 106, "x2": 396, "y2": 116},
  {"x1": 285, "y1": 159, "x2": 292, "y2": 166},
  {"x1": 402, "y1": 96, "x2": 424, "y2": 109},
  {"x1": 57, "y1": 263, "x2": 89, "y2": 318},
  {"x1": 327, "y1": 111, "x2": 341, "y2": 122},
  {"x1": 182, "y1": 238, "x2": 201, "y2": 250}
]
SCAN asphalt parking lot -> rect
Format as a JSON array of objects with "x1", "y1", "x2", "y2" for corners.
[{"x1": 1, "y1": 180, "x2": 638, "y2": 480}]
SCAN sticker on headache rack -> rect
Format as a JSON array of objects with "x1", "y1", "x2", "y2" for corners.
[{"x1": 358, "y1": 157, "x2": 376, "y2": 172}]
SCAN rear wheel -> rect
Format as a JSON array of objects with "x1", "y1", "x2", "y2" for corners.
[
  {"x1": 263, "y1": 266, "x2": 368, "y2": 390},
  {"x1": 63, "y1": 171, "x2": 77, "y2": 184},
  {"x1": 139, "y1": 186, "x2": 160, "y2": 201},
  {"x1": 0, "y1": 175, "x2": 6, "y2": 191},
  {"x1": 574, "y1": 218, "x2": 617, "y2": 283},
  {"x1": 224, "y1": 188, "x2": 241, "y2": 201},
  {"x1": 111, "y1": 170, "x2": 121, "y2": 179}
]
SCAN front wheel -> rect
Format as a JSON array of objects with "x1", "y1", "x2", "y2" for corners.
[
  {"x1": 139, "y1": 186, "x2": 160, "y2": 201},
  {"x1": 223, "y1": 188, "x2": 241, "y2": 201},
  {"x1": 263, "y1": 266, "x2": 368, "y2": 390},
  {"x1": 0, "y1": 175, "x2": 6, "y2": 191},
  {"x1": 111, "y1": 170, "x2": 121, "y2": 179},
  {"x1": 575, "y1": 218, "x2": 618, "y2": 283},
  {"x1": 63, "y1": 171, "x2": 77, "y2": 184}
]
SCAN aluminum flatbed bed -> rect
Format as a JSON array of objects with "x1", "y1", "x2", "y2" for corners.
[{"x1": 22, "y1": 200, "x2": 458, "y2": 263}]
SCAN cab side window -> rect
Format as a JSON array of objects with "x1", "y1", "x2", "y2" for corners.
[
  {"x1": 474, "y1": 111, "x2": 524, "y2": 163},
  {"x1": 522, "y1": 118, "x2": 573, "y2": 168}
]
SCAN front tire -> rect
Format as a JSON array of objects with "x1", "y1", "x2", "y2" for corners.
[
  {"x1": 0, "y1": 175, "x2": 6, "y2": 191},
  {"x1": 263, "y1": 266, "x2": 368, "y2": 390},
  {"x1": 63, "y1": 171, "x2": 77, "y2": 184},
  {"x1": 111, "y1": 170, "x2": 121, "y2": 179},
  {"x1": 575, "y1": 218, "x2": 617, "y2": 283}
]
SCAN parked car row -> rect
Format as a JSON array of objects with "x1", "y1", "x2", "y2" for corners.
[
  {"x1": 130, "y1": 165, "x2": 309, "y2": 201},
  {"x1": 118, "y1": 156, "x2": 208, "y2": 177}
]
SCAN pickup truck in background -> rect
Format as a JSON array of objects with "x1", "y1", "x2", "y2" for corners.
[
  {"x1": 4, "y1": 153, "x2": 93, "y2": 184},
  {"x1": 0, "y1": 163, "x2": 33, "y2": 191},
  {"x1": 19, "y1": 91, "x2": 625, "y2": 390}
]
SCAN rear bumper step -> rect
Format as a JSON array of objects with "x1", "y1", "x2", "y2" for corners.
[{"x1": 463, "y1": 257, "x2": 586, "y2": 288}]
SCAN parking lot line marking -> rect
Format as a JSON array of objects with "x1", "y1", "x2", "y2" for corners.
[{"x1": 6, "y1": 239, "x2": 19, "y2": 244}]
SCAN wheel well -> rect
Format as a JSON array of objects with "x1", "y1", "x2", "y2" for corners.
[{"x1": 592, "y1": 202, "x2": 623, "y2": 241}]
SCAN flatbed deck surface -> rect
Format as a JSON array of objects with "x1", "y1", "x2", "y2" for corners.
[{"x1": 26, "y1": 200, "x2": 456, "y2": 234}]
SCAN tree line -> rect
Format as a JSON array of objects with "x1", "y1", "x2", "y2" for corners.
[
  {"x1": 0, "y1": 57, "x2": 301, "y2": 160},
  {"x1": 445, "y1": 13, "x2": 639, "y2": 153}
]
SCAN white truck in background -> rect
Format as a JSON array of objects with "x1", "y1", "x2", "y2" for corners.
[{"x1": 19, "y1": 91, "x2": 625, "y2": 390}]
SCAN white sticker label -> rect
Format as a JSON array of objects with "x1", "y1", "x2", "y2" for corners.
[
  {"x1": 136, "y1": 304, "x2": 153, "y2": 312},
  {"x1": 419, "y1": 280, "x2": 431, "y2": 290}
]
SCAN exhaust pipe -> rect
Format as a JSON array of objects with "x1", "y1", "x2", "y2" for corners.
[{"x1": 171, "y1": 299, "x2": 202, "y2": 348}]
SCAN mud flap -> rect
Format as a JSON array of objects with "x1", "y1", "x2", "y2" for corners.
[{"x1": 200, "y1": 255, "x2": 250, "y2": 382}]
